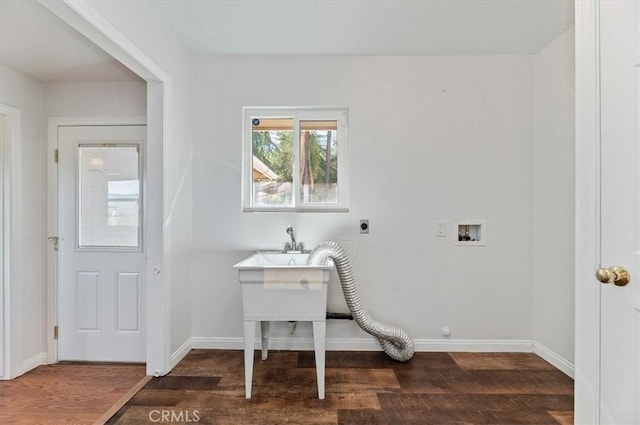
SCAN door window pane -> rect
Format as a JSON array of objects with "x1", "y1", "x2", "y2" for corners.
[
  {"x1": 299, "y1": 120, "x2": 338, "y2": 204},
  {"x1": 78, "y1": 145, "x2": 141, "y2": 249},
  {"x1": 251, "y1": 117, "x2": 294, "y2": 207}
]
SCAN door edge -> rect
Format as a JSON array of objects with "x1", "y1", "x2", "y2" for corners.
[{"x1": 575, "y1": 0, "x2": 602, "y2": 423}]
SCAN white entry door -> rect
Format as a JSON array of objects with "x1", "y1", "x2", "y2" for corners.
[
  {"x1": 599, "y1": 1, "x2": 640, "y2": 423},
  {"x1": 57, "y1": 125, "x2": 146, "y2": 362}
]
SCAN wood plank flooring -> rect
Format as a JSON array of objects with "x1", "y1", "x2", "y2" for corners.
[
  {"x1": 108, "y1": 350, "x2": 574, "y2": 425},
  {"x1": 0, "y1": 362, "x2": 147, "y2": 425}
]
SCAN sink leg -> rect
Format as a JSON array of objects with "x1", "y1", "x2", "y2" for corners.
[
  {"x1": 243, "y1": 321, "x2": 256, "y2": 399},
  {"x1": 260, "y1": 321, "x2": 269, "y2": 360},
  {"x1": 312, "y1": 320, "x2": 326, "y2": 400}
]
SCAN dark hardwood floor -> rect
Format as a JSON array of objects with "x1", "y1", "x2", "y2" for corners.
[{"x1": 108, "y1": 350, "x2": 573, "y2": 425}]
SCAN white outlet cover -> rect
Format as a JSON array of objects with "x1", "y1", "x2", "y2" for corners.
[{"x1": 436, "y1": 221, "x2": 447, "y2": 237}]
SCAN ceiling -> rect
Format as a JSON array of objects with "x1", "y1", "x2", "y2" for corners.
[
  {"x1": 150, "y1": 0, "x2": 574, "y2": 56},
  {"x1": 0, "y1": 0, "x2": 140, "y2": 83},
  {"x1": 0, "y1": 0, "x2": 574, "y2": 84}
]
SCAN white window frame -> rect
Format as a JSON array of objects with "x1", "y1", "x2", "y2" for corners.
[
  {"x1": 242, "y1": 107, "x2": 349, "y2": 212},
  {"x1": 76, "y1": 142, "x2": 143, "y2": 252}
]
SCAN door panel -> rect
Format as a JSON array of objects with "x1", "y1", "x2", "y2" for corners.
[
  {"x1": 76, "y1": 271, "x2": 100, "y2": 331},
  {"x1": 116, "y1": 272, "x2": 141, "y2": 332},
  {"x1": 57, "y1": 125, "x2": 146, "y2": 362},
  {"x1": 599, "y1": 1, "x2": 640, "y2": 423}
]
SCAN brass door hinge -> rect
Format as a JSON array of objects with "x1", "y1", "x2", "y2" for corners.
[
  {"x1": 54, "y1": 149, "x2": 59, "y2": 163},
  {"x1": 47, "y1": 236, "x2": 59, "y2": 251},
  {"x1": 53, "y1": 325, "x2": 59, "y2": 340}
]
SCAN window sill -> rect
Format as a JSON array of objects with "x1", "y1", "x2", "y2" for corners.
[{"x1": 242, "y1": 206, "x2": 349, "y2": 213}]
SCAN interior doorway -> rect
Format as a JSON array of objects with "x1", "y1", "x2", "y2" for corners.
[{"x1": 38, "y1": 0, "x2": 171, "y2": 375}]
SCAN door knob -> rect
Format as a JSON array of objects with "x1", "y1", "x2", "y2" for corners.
[{"x1": 595, "y1": 265, "x2": 630, "y2": 286}]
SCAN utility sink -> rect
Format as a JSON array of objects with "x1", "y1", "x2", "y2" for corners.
[
  {"x1": 234, "y1": 251, "x2": 318, "y2": 267},
  {"x1": 233, "y1": 251, "x2": 333, "y2": 399},
  {"x1": 233, "y1": 251, "x2": 333, "y2": 321}
]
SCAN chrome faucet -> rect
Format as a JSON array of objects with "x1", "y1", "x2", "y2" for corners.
[{"x1": 285, "y1": 226, "x2": 304, "y2": 252}]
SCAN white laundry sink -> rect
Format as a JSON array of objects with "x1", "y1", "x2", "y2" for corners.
[
  {"x1": 233, "y1": 251, "x2": 333, "y2": 399},
  {"x1": 233, "y1": 251, "x2": 333, "y2": 321},
  {"x1": 234, "y1": 251, "x2": 312, "y2": 267}
]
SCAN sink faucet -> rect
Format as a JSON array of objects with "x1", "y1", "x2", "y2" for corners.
[{"x1": 285, "y1": 226, "x2": 303, "y2": 252}]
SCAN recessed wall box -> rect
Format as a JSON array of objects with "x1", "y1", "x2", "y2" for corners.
[{"x1": 455, "y1": 220, "x2": 486, "y2": 246}]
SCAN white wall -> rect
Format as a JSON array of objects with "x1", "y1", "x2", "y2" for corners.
[
  {"x1": 43, "y1": 81, "x2": 146, "y2": 117},
  {"x1": 532, "y1": 29, "x2": 575, "y2": 366},
  {"x1": 1, "y1": 1, "x2": 575, "y2": 376},
  {"x1": 0, "y1": 65, "x2": 46, "y2": 372},
  {"x1": 191, "y1": 55, "x2": 534, "y2": 345}
]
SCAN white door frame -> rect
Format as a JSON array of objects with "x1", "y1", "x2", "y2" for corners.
[
  {"x1": 0, "y1": 104, "x2": 22, "y2": 380},
  {"x1": 40, "y1": 0, "x2": 172, "y2": 376},
  {"x1": 574, "y1": 0, "x2": 605, "y2": 422},
  {"x1": 47, "y1": 117, "x2": 147, "y2": 364}
]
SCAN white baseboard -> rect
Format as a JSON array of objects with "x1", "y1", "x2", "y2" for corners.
[
  {"x1": 191, "y1": 336, "x2": 381, "y2": 351},
  {"x1": 533, "y1": 341, "x2": 575, "y2": 378},
  {"x1": 415, "y1": 339, "x2": 533, "y2": 352},
  {"x1": 190, "y1": 336, "x2": 534, "y2": 353},
  {"x1": 21, "y1": 352, "x2": 47, "y2": 375},
  {"x1": 190, "y1": 337, "x2": 252, "y2": 350},
  {"x1": 170, "y1": 338, "x2": 193, "y2": 370}
]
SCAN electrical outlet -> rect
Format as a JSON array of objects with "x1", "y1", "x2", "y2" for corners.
[{"x1": 359, "y1": 219, "x2": 369, "y2": 234}]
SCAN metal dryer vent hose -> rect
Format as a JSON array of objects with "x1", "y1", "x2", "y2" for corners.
[{"x1": 307, "y1": 242, "x2": 415, "y2": 362}]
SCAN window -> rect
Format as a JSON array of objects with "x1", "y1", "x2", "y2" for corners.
[
  {"x1": 78, "y1": 144, "x2": 142, "y2": 249},
  {"x1": 242, "y1": 107, "x2": 348, "y2": 212}
]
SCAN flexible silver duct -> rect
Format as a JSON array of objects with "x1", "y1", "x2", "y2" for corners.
[{"x1": 307, "y1": 242, "x2": 415, "y2": 362}]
